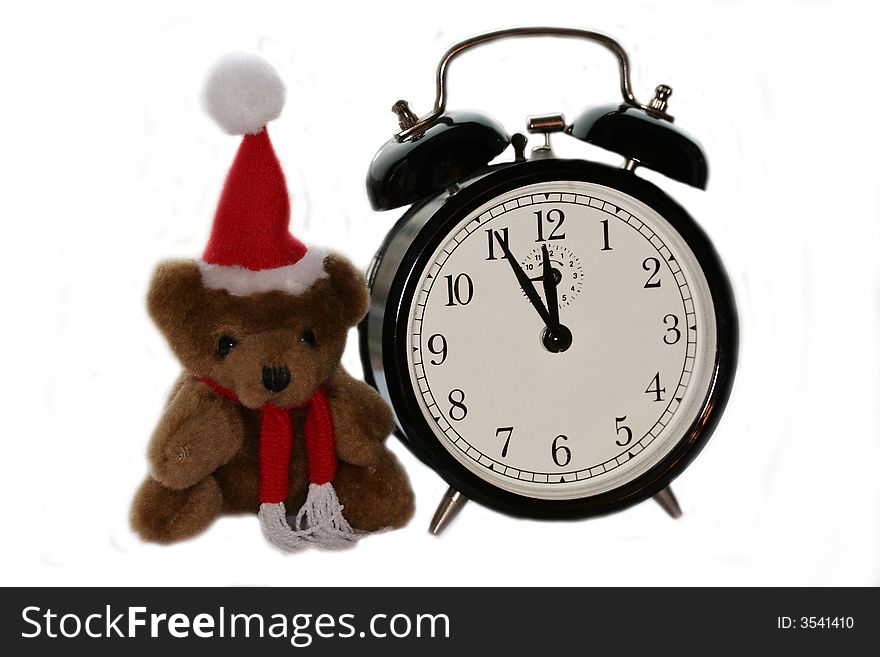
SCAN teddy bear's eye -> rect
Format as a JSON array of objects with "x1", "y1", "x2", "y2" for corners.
[
  {"x1": 217, "y1": 334, "x2": 238, "y2": 358},
  {"x1": 299, "y1": 328, "x2": 316, "y2": 348}
]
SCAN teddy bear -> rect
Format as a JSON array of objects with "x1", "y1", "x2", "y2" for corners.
[{"x1": 130, "y1": 54, "x2": 414, "y2": 551}]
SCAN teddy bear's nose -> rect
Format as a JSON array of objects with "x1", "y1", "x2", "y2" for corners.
[{"x1": 262, "y1": 365, "x2": 291, "y2": 392}]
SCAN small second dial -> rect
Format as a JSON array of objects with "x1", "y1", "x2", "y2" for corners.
[{"x1": 520, "y1": 244, "x2": 584, "y2": 308}]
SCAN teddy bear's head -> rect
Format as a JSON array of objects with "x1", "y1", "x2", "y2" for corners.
[{"x1": 148, "y1": 254, "x2": 368, "y2": 409}]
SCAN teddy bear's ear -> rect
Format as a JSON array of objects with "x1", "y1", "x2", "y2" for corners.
[
  {"x1": 321, "y1": 253, "x2": 370, "y2": 328},
  {"x1": 147, "y1": 260, "x2": 207, "y2": 343}
]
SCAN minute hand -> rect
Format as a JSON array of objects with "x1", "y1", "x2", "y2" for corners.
[
  {"x1": 493, "y1": 231, "x2": 553, "y2": 326},
  {"x1": 541, "y1": 243, "x2": 560, "y2": 327}
]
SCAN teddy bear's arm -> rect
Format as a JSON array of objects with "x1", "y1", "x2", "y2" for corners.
[
  {"x1": 326, "y1": 367, "x2": 393, "y2": 467},
  {"x1": 147, "y1": 376, "x2": 245, "y2": 490}
]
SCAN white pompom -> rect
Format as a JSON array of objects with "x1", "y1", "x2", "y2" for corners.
[{"x1": 202, "y1": 53, "x2": 285, "y2": 136}]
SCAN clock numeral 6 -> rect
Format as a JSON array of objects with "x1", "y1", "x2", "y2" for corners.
[
  {"x1": 496, "y1": 426, "x2": 514, "y2": 458},
  {"x1": 444, "y1": 273, "x2": 474, "y2": 306},
  {"x1": 643, "y1": 257, "x2": 662, "y2": 288},
  {"x1": 615, "y1": 415, "x2": 633, "y2": 447},
  {"x1": 663, "y1": 313, "x2": 681, "y2": 345},
  {"x1": 427, "y1": 333, "x2": 448, "y2": 365},
  {"x1": 447, "y1": 389, "x2": 468, "y2": 421},
  {"x1": 645, "y1": 372, "x2": 666, "y2": 402},
  {"x1": 535, "y1": 209, "x2": 566, "y2": 242},
  {"x1": 551, "y1": 434, "x2": 571, "y2": 467}
]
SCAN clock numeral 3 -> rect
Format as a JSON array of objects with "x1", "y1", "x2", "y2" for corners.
[
  {"x1": 496, "y1": 426, "x2": 514, "y2": 458},
  {"x1": 551, "y1": 434, "x2": 571, "y2": 467},
  {"x1": 615, "y1": 415, "x2": 633, "y2": 447},
  {"x1": 535, "y1": 209, "x2": 566, "y2": 242},
  {"x1": 447, "y1": 389, "x2": 468, "y2": 421},
  {"x1": 663, "y1": 313, "x2": 681, "y2": 345},
  {"x1": 485, "y1": 227, "x2": 509, "y2": 260},
  {"x1": 643, "y1": 257, "x2": 662, "y2": 288},
  {"x1": 645, "y1": 372, "x2": 666, "y2": 402},
  {"x1": 444, "y1": 273, "x2": 474, "y2": 306},
  {"x1": 427, "y1": 333, "x2": 448, "y2": 365}
]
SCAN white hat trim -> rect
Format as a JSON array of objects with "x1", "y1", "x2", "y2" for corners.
[{"x1": 198, "y1": 247, "x2": 329, "y2": 296}]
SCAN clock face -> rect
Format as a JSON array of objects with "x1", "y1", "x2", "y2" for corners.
[{"x1": 405, "y1": 180, "x2": 718, "y2": 500}]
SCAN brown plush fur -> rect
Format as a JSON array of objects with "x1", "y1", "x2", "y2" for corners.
[{"x1": 131, "y1": 254, "x2": 414, "y2": 544}]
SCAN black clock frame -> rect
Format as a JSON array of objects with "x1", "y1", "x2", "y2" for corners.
[{"x1": 360, "y1": 158, "x2": 737, "y2": 520}]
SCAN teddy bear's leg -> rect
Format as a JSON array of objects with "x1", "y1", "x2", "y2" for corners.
[
  {"x1": 333, "y1": 450, "x2": 415, "y2": 532},
  {"x1": 213, "y1": 448, "x2": 261, "y2": 514},
  {"x1": 130, "y1": 475, "x2": 222, "y2": 544}
]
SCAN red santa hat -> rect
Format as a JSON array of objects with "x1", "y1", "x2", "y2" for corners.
[{"x1": 198, "y1": 53, "x2": 327, "y2": 296}]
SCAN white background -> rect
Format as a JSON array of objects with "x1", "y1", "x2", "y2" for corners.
[{"x1": 1, "y1": 0, "x2": 877, "y2": 586}]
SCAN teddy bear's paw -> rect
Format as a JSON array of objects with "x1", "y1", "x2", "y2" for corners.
[
  {"x1": 149, "y1": 439, "x2": 215, "y2": 491},
  {"x1": 335, "y1": 434, "x2": 386, "y2": 467},
  {"x1": 130, "y1": 476, "x2": 222, "y2": 544}
]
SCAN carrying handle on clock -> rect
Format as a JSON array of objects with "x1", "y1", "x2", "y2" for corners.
[{"x1": 395, "y1": 27, "x2": 653, "y2": 142}]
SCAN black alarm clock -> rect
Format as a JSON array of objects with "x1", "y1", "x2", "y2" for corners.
[{"x1": 359, "y1": 27, "x2": 737, "y2": 534}]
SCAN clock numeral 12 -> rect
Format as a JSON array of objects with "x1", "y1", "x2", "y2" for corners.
[
  {"x1": 444, "y1": 273, "x2": 474, "y2": 306},
  {"x1": 485, "y1": 227, "x2": 509, "y2": 260},
  {"x1": 535, "y1": 209, "x2": 566, "y2": 242},
  {"x1": 447, "y1": 389, "x2": 468, "y2": 421},
  {"x1": 645, "y1": 372, "x2": 666, "y2": 402},
  {"x1": 496, "y1": 426, "x2": 514, "y2": 458}
]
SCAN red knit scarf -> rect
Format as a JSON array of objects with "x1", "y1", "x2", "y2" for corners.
[{"x1": 194, "y1": 376, "x2": 337, "y2": 503}]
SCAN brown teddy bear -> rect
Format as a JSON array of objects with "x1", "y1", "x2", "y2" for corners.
[{"x1": 130, "y1": 54, "x2": 414, "y2": 551}]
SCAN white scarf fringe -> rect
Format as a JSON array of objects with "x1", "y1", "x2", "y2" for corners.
[{"x1": 258, "y1": 482, "x2": 365, "y2": 552}]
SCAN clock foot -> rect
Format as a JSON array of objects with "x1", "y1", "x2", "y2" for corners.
[
  {"x1": 654, "y1": 486, "x2": 682, "y2": 519},
  {"x1": 429, "y1": 487, "x2": 468, "y2": 535}
]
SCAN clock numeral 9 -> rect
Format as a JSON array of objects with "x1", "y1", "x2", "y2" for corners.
[
  {"x1": 663, "y1": 313, "x2": 681, "y2": 345},
  {"x1": 496, "y1": 426, "x2": 514, "y2": 458},
  {"x1": 447, "y1": 389, "x2": 468, "y2": 421},
  {"x1": 615, "y1": 415, "x2": 633, "y2": 447},
  {"x1": 551, "y1": 434, "x2": 571, "y2": 467},
  {"x1": 485, "y1": 227, "x2": 509, "y2": 260},
  {"x1": 535, "y1": 209, "x2": 566, "y2": 242},
  {"x1": 645, "y1": 372, "x2": 666, "y2": 402},
  {"x1": 427, "y1": 333, "x2": 448, "y2": 365},
  {"x1": 444, "y1": 273, "x2": 474, "y2": 306},
  {"x1": 643, "y1": 257, "x2": 661, "y2": 288}
]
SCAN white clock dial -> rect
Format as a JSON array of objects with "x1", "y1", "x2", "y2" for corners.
[{"x1": 406, "y1": 180, "x2": 717, "y2": 499}]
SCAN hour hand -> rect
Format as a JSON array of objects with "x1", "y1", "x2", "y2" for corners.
[{"x1": 493, "y1": 231, "x2": 553, "y2": 326}]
